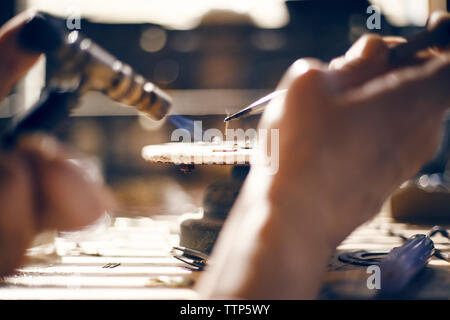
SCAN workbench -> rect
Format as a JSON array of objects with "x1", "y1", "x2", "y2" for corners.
[
  {"x1": 0, "y1": 210, "x2": 448, "y2": 299},
  {"x1": 323, "y1": 211, "x2": 450, "y2": 299}
]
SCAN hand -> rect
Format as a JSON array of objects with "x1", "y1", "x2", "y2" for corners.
[
  {"x1": 0, "y1": 135, "x2": 111, "y2": 276},
  {"x1": 0, "y1": 11, "x2": 42, "y2": 100},
  {"x1": 263, "y1": 12, "x2": 450, "y2": 248},
  {"x1": 0, "y1": 13, "x2": 110, "y2": 276},
  {"x1": 197, "y1": 11, "x2": 450, "y2": 299}
]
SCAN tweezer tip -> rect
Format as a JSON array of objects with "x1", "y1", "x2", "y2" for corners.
[{"x1": 224, "y1": 113, "x2": 240, "y2": 122}]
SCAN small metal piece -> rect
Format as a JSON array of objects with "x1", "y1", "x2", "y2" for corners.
[
  {"x1": 387, "y1": 229, "x2": 409, "y2": 241},
  {"x1": 428, "y1": 226, "x2": 450, "y2": 262},
  {"x1": 338, "y1": 250, "x2": 389, "y2": 266},
  {"x1": 429, "y1": 225, "x2": 450, "y2": 238},
  {"x1": 102, "y1": 262, "x2": 121, "y2": 269},
  {"x1": 179, "y1": 164, "x2": 195, "y2": 173},
  {"x1": 225, "y1": 113, "x2": 230, "y2": 131},
  {"x1": 433, "y1": 250, "x2": 449, "y2": 261},
  {"x1": 172, "y1": 246, "x2": 209, "y2": 270},
  {"x1": 173, "y1": 256, "x2": 206, "y2": 270},
  {"x1": 172, "y1": 246, "x2": 209, "y2": 260}
]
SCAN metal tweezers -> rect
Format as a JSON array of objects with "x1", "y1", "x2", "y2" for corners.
[{"x1": 172, "y1": 246, "x2": 209, "y2": 270}]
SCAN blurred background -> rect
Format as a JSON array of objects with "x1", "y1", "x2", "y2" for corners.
[{"x1": 0, "y1": 0, "x2": 448, "y2": 217}]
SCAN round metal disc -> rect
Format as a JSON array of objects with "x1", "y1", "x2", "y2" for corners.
[{"x1": 142, "y1": 142, "x2": 253, "y2": 165}]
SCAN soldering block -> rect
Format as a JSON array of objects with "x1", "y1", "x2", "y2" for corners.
[
  {"x1": 142, "y1": 142, "x2": 253, "y2": 166},
  {"x1": 179, "y1": 217, "x2": 224, "y2": 255}
]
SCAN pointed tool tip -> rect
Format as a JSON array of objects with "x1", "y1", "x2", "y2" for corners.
[
  {"x1": 224, "y1": 111, "x2": 246, "y2": 122},
  {"x1": 224, "y1": 114, "x2": 237, "y2": 122}
]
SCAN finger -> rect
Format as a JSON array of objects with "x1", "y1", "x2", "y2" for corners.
[
  {"x1": 328, "y1": 34, "x2": 391, "y2": 93},
  {"x1": 15, "y1": 134, "x2": 69, "y2": 162},
  {"x1": 15, "y1": 135, "x2": 112, "y2": 231},
  {"x1": 329, "y1": 32, "x2": 444, "y2": 93},
  {"x1": 382, "y1": 36, "x2": 407, "y2": 46},
  {"x1": 0, "y1": 11, "x2": 41, "y2": 100},
  {"x1": 328, "y1": 34, "x2": 394, "y2": 70},
  {"x1": 16, "y1": 134, "x2": 98, "y2": 171},
  {"x1": 260, "y1": 58, "x2": 328, "y2": 127},
  {"x1": 0, "y1": 155, "x2": 37, "y2": 275},
  {"x1": 380, "y1": 36, "x2": 435, "y2": 67},
  {"x1": 343, "y1": 53, "x2": 450, "y2": 113},
  {"x1": 38, "y1": 157, "x2": 112, "y2": 231},
  {"x1": 278, "y1": 58, "x2": 327, "y2": 90},
  {"x1": 341, "y1": 53, "x2": 450, "y2": 177}
]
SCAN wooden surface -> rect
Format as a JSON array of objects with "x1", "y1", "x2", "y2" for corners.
[
  {"x1": 322, "y1": 211, "x2": 450, "y2": 299},
  {"x1": 0, "y1": 212, "x2": 448, "y2": 299},
  {"x1": 0, "y1": 216, "x2": 199, "y2": 300}
]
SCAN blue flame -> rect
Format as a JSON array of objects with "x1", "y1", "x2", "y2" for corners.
[
  {"x1": 168, "y1": 115, "x2": 194, "y2": 134},
  {"x1": 168, "y1": 115, "x2": 202, "y2": 141}
]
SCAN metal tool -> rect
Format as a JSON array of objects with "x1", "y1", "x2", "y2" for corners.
[
  {"x1": 379, "y1": 234, "x2": 435, "y2": 295},
  {"x1": 224, "y1": 18, "x2": 450, "y2": 122},
  {"x1": 223, "y1": 89, "x2": 287, "y2": 122},
  {"x1": 338, "y1": 226, "x2": 449, "y2": 296},
  {"x1": 2, "y1": 12, "x2": 171, "y2": 149},
  {"x1": 338, "y1": 250, "x2": 389, "y2": 266},
  {"x1": 172, "y1": 246, "x2": 209, "y2": 270}
]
